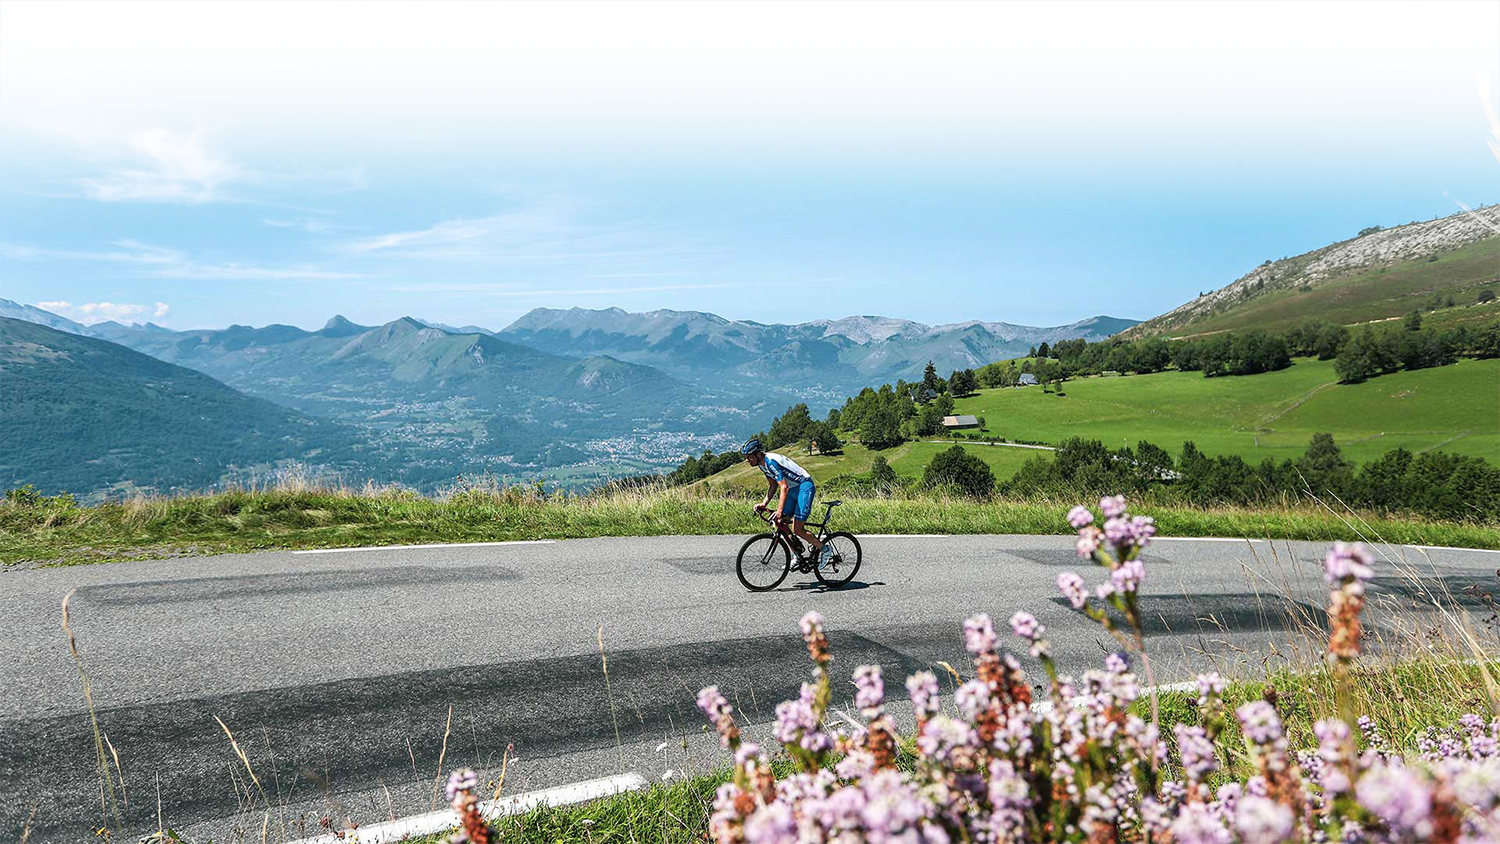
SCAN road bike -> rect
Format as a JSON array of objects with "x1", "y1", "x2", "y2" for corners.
[{"x1": 735, "y1": 500, "x2": 862, "y2": 591}]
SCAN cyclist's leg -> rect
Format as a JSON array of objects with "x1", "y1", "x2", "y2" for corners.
[
  {"x1": 779, "y1": 494, "x2": 805, "y2": 554},
  {"x1": 790, "y1": 483, "x2": 820, "y2": 550}
]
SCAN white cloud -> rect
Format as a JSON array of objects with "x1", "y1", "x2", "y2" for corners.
[
  {"x1": 2, "y1": 55, "x2": 361, "y2": 205},
  {"x1": 1, "y1": 238, "x2": 361, "y2": 280},
  {"x1": 75, "y1": 128, "x2": 242, "y2": 203},
  {"x1": 37, "y1": 300, "x2": 166, "y2": 325}
]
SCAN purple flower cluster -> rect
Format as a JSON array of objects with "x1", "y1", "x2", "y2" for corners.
[
  {"x1": 444, "y1": 767, "x2": 478, "y2": 803},
  {"x1": 689, "y1": 500, "x2": 1500, "y2": 844},
  {"x1": 852, "y1": 664, "x2": 885, "y2": 719},
  {"x1": 1056, "y1": 571, "x2": 1088, "y2": 609},
  {"x1": 1236, "y1": 700, "x2": 1284, "y2": 746},
  {"x1": 907, "y1": 671, "x2": 940, "y2": 723},
  {"x1": 1057, "y1": 498, "x2": 1155, "y2": 631},
  {"x1": 962, "y1": 613, "x2": 997, "y2": 655},
  {"x1": 1323, "y1": 542, "x2": 1375, "y2": 584}
]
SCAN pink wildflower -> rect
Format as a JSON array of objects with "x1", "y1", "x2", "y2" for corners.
[
  {"x1": 1008, "y1": 611, "x2": 1043, "y2": 641},
  {"x1": 1100, "y1": 494, "x2": 1127, "y2": 519},
  {"x1": 963, "y1": 613, "x2": 997, "y2": 655},
  {"x1": 1067, "y1": 505, "x2": 1094, "y2": 528},
  {"x1": 1057, "y1": 571, "x2": 1089, "y2": 608},
  {"x1": 1323, "y1": 542, "x2": 1374, "y2": 584}
]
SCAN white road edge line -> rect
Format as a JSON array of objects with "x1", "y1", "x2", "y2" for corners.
[
  {"x1": 292, "y1": 540, "x2": 556, "y2": 555},
  {"x1": 287, "y1": 772, "x2": 647, "y2": 844},
  {"x1": 1153, "y1": 537, "x2": 1265, "y2": 543},
  {"x1": 1405, "y1": 544, "x2": 1500, "y2": 554},
  {"x1": 862, "y1": 534, "x2": 950, "y2": 538}
]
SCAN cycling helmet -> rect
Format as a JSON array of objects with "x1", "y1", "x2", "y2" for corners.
[{"x1": 740, "y1": 438, "x2": 763, "y2": 455}]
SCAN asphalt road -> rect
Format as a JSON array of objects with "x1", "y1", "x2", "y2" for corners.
[{"x1": 3, "y1": 534, "x2": 1496, "y2": 843}]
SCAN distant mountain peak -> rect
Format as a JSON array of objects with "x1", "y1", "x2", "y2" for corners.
[{"x1": 316, "y1": 316, "x2": 371, "y2": 337}]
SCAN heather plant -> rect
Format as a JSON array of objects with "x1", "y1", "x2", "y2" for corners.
[{"x1": 667, "y1": 498, "x2": 1500, "y2": 844}]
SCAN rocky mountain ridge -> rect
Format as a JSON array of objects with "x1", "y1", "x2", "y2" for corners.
[{"x1": 1129, "y1": 206, "x2": 1500, "y2": 336}]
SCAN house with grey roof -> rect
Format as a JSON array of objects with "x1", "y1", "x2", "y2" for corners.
[{"x1": 941, "y1": 414, "x2": 979, "y2": 430}]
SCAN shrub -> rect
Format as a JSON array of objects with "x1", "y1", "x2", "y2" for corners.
[
  {"x1": 807, "y1": 422, "x2": 842, "y2": 455},
  {"x1": 922, "y1": 445, "x2": 995, "y2": 497}
]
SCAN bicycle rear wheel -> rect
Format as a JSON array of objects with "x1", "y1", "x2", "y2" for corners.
[
  {"x1": 814, "y1": 532, "x2": 862, "y2": 588},
  {"x1": 737, "y1": 533, "x2": 791, "y2": 592}
]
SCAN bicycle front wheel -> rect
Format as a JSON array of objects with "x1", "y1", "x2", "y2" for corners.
[
  {"x1": 737, "y1": 533, "x2": 791, "y2": 592},
  {"x1": 814, "y1": 532, "x2": 862, "y2": 588}
]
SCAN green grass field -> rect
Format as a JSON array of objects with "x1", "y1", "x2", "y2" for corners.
[
  {"x1": 950, "y1": 356, "x2": 1499, "y2": 466},
  {"x1": 698, "y1": 439, "x2": 1042, "y2": 491},
  {"x1": 697, "y1": 357, "x2": 1497, "y2": 492}
]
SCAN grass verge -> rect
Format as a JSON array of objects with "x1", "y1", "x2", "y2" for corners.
[{"x1": 4, "y1": 484, "x2": 1498, "y2": 567}]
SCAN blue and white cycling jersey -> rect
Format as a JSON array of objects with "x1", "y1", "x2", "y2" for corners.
[{"x1": 759, "y1": 452, "x2": 812, "y2": 486}]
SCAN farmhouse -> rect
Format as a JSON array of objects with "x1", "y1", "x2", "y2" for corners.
[
  {"x1": 941, "y1": 414, "x2": 979, "y2": 430},
  {"x1": 1017, "y1": 373, "x2": 1038, "y2": 386}
]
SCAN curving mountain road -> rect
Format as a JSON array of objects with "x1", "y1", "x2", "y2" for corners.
[{"x1": 3, "y1": 534, "x2": 1496, "y2": 843}]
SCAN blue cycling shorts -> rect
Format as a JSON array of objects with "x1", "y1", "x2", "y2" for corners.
[{"x1": 779, "y1": 481, "x2": 815, "y2": 522}]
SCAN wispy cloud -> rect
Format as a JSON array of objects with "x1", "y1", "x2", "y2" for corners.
[
  {"x1": 339, "y1": 202, "x2": 704, "y2": 267},
  {"x1": 1, "y1": 239, "x2": 361, "y2": 280},
  {"x1": 262, "y1": 216, "x2": 339, "y2": 234},
  {"x1": 37, "y1": 300, "x2": 170, "y2": 325},
  {"x1": 3, "y1": 54, "x2": 366, "y2": 205},
  {"x1": 381, "y1": 282, "x2": 736, "y2": 296}
]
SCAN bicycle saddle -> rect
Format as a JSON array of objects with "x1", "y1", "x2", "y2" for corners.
[{"x1": 826, "y1": 500, "x2": 842, "y2": 506}]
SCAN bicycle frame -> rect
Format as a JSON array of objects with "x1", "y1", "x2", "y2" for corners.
[{"x1": 757, "y1": 502, "x2": 838, "y2": 544}]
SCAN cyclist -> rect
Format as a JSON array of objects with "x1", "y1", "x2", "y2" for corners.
[{"x1": 741, "y1": 438, "x2": 831, "y2": 568}]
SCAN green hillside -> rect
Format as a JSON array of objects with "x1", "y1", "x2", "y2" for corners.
[
  {"x1": 1163, "y1": 240, "x2": 1500, "y2": 337},
  {"x1": 1127, "y1": 208, "x2": 1500, "y2": 338},
  {"x1": 697, "y1": 356, "x2": 1497, "y2": 492},
  {"x1": 0, "y1": 317, "x2": 360, "y2": 496},
  {"x1": 950, "y1": 357, "x2": 1498, "y2": 465}
]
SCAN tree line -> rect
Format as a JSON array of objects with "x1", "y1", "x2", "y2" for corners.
[
  {"x1": 969, "y1": 314, "x2": 1498, "y2": 388},
  {"x1": 999, "y1": 434, "x2": 1499, "y2": 522},
  {"x1": 1333, "y1": 312, "x2": 1500, "y2": 383}
]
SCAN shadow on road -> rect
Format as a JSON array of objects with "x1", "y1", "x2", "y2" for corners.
[{"x1": 781, "y1": 580, "x2": 886, "y2": 593}]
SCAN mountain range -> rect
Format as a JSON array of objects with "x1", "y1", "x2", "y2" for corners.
[
  {"x1": 0, "y1": 300, "x2": 1137, "y2": 495},
  {"x1": 498, "y1": 309, "x2": 1136, "y2": 390}
]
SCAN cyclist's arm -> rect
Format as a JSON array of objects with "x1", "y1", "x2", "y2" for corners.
[{"x1": 759, "y1": 476, "x2": 776, "y2": 508}]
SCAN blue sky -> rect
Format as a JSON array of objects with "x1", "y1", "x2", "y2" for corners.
[{"x1": 1, "y1": 0, "x2": 1497, "y2": 331}]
